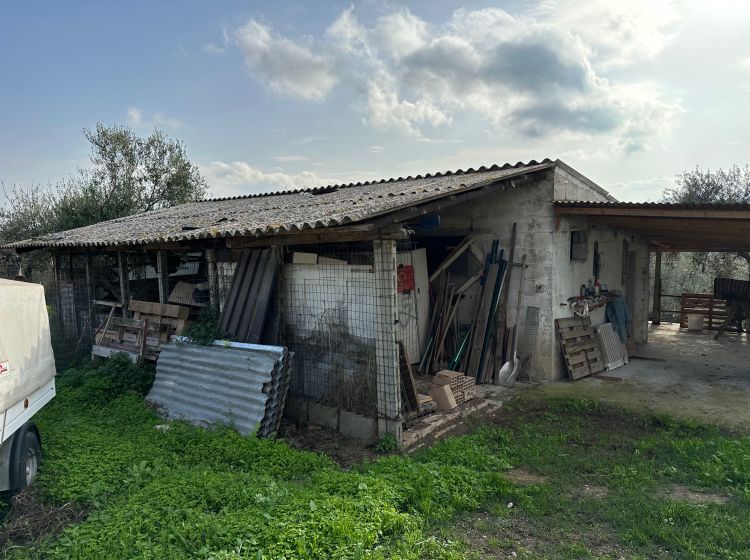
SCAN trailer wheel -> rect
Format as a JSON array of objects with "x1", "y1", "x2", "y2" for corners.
[{"x1": 9, "y1": 424, "x2": 41, "y2": 490}]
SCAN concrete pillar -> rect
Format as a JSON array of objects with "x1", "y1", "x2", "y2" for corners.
[{"x1": 373, "y1": 239, "x2": 402, "y2": 439}]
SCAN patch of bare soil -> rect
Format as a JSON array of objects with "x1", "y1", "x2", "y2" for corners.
[
  {"x1": 449, "y1": 508, "x2": 630, "y2": 560},
  {"x1": 665, "y1": 485, "x2": 730, "y2": 505},
  {"x1": 504, "y1": 468, "x2": 549, "y2": 486},
  {"x1": 0, "y1": 487, "x2": 87, "y2": 552},
  {"x1": 568, "y1": 483, "x2": 609, "y2": 499},
  {"x1": 277, "y1": 420, "x2": 378, "y2": 468}
]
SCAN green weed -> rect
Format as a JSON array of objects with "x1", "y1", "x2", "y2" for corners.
[{"x1": 6, "y1": 368, "x2": 750, "y2": 560}]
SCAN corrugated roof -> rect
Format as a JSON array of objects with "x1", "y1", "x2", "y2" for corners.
[
  {"x1": 553, "y1": 200, "x2": 750, "y2": 210},
  {"x1": 5, "y1": 159, "x2": 557, "y2": 249}
]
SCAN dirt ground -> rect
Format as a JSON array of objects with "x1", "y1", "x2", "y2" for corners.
[
  {"x1": 536, "y1": 324, "x2": 750, "y2": 431},
  {"x1": 0, "y1": 487, "x2": 87, "y2": 552}
]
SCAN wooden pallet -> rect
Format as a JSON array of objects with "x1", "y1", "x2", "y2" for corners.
[
  {"x1": 93, "y1": 299, "x2": 190, "y2": 362},
  {"x1": 679, "y1": 293, "x2": 737, "y2": 331},
  {"x1": 555, "y1": 316, "x2": 604, "y2": 380}
]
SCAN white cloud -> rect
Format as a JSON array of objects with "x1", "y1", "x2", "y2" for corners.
[
  {"x1": 227, "y1": 5, "x2": 681, "y2": 153},
  {"x1": 364, "y1": 79, "x2": 450, "y2": 136},
  {"x1": 374, "y1": 9, "x2": 428, "y2": 59},
  {"x1": 235, "y1": 20, "x2": 337, "y2": 101},
  {"x1": 333, "y1": 6, "x2": 680, "y2": 153},
  {"x1": 126, "y1": 106, "x2": 183, "y2": 130},
  {"x1": 203, "y1": 43, "x2": 225, "y2": 55},
  {"x1": 271, "y1": 154, "x2": 311, "y2": 162},
  {"x1": 534, "y1": 0, "x2": 681, "y2": 68},
  {"x1": 126, "y1": 107, "x2": 144, "y2": 126},
  {"x1": 200, "y1": 160, "x2": 328, "y2": 196},
  {"x1": 739, "y1": 57, "x2": 750, "y2": 70}
]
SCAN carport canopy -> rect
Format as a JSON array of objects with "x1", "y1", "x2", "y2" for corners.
[{"x1": 554, "y1": 201, "x2": 750, "y2": 252}]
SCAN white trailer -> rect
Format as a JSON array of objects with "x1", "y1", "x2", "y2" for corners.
[{"x1": 0, "y1": 279, "x2": 56, "y2": 492}]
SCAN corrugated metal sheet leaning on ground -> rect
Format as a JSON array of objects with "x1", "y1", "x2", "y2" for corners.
[{"x1": 146, "y1": 339, "x2": 292, "y2": 437}]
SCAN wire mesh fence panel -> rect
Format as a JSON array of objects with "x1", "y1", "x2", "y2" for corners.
[
  {"x1": 278, "y1": 241, "x2": 418, "y2": 419},
  {"x1": 0, "y1": 249, "x2": 233, "y2": 370}
]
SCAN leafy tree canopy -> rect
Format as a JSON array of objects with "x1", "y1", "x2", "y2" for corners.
[
  {"x1": 663, "y1": 165, "x2": 750, "y2": 205},
  {"x1": 659, "y1": 165, "x2": 750, "y2": 287},
  {"x1": 0, "y1": 124, "x2": 207, "y2": 244}
]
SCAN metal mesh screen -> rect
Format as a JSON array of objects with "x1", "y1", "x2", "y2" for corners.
[
  {"x1": 279, "y1": 241, "x2": 417, "y2": 419},
  {"x1": 0, "y1": 249, "x2": 237, "y2": 370}
]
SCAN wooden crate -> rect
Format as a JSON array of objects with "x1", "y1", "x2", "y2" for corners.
[{"x1": 555, "y1": 316, "x2": 604, "y2": 380}]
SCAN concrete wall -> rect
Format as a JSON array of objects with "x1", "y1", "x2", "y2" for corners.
[
  {"x1": 551, "y1": 166, "x2": 650, "y2": 378},
  {"x1": 436, "y1": 171, "x2": 559, "y2": 380},
  {"x1": 434, "y1": 165, "x2": 651, "y2": 381}
]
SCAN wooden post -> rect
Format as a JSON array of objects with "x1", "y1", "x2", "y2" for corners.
[
  {"x1": 85, "y1": 254, "x2": 96, "y2": 331},
  {"x1": 117, "y1": 251, "x2": 130, "y2": 318},
  {"x1": 206, "y1": 249, "x2": 218, "y2": 309},
  {"x1": 373, "y1": 239, "x2": 402, "y2": 440},
  {"x1": 156, "y1": 250, "x2": 169, "y2": 304},
  {"x1": 51, "y1": 253, "x2": 64, "y2": 331},
  {"x1": 69, "y1": 253, "x2": 82, "y2": 340},
  {"x1": 652, "y1": 250, "x2": 662, "y2": 325}
]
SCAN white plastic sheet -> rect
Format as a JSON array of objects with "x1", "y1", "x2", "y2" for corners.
[{"x1": 0, "y1": 279, "x2": 56, "y2": 410}]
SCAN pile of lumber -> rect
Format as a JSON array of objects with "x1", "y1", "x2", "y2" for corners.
[
  {"x1": 92, "y1": 300, "x2": 190, "y2": 362},
  {"x1": 419, "y1": 225, "x2": 524, "y2": 385}
]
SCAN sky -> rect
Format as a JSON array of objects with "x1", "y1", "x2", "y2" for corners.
[{"x1": 1, "y1": 1, "x2": 749, "y2": 202}]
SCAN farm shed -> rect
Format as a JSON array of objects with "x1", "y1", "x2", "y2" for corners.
[{"x1": 1, "y1": 158, "x2": 654, "y2": 442}]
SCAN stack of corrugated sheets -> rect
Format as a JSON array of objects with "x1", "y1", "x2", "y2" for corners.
[{"x1": 147, "y1": 339, "x2": 292, "y2": 437}]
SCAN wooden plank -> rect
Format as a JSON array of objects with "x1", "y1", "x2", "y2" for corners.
[
  {"x1": 108, "y1": 317, "x2": 145, "y2": 329},
  {"x1": 559, "y1": 326, "x2": 593, "y2": 340},
  {"x1": 555, "y1": 316, "x2": 603, "y2": 380},
  {"x1": 128, "y1": 299, "x2": 189, "y2": 319},
  {"x1": 556, "y1": 317, "x2": 586, "y2": 329},
  {"x1": 117, "y1": 251, "x2": 130, "y2": 318},
  {"x1": 399, "y1": 343, "x2": 419, "y2": 412},
  {"x1": 429, "y1": 238, "x2": 472, "y2": 283},
  {"x1": 466, "y1": 262, "x2": 500, "y2": 379},
  {"x1": 156, "y1": 250, "x2": 169, "y2": 304},
  {"x1": 568, "y1": 363, "x2": 591, "y2": 380},
  {"x1": 494, "y1": 222, "x2": 516, "y2": 383},
  {"x1": 456, "y1": 271, "x2": 482, "y2": 294},
  {"x1": 561, "y1": 339, "x2": 599, "y2": 353}
]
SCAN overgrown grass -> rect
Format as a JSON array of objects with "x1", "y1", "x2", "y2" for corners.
[{"x1": 3, "y1": 363, "x2": 750, "y2": 559}]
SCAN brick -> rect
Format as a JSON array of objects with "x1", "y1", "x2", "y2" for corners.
[{"x1": 430, "y1": 384, "x2": 458, "y2": 411}]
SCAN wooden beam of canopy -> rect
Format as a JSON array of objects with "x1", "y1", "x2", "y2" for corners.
[{"x1": 554, "y1": 202, "x2": 750, "y2": 252}]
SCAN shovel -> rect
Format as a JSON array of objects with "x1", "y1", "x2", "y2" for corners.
[{"x1": 498, "y1": 254, "x2": 526, "y2": 385}]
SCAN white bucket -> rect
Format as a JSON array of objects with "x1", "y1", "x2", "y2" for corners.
[{"x1": 687, "y1": 313, "x2": 703, "y2": 332}]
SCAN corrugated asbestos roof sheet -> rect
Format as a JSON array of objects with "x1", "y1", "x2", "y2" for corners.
[
  {"x1": 553, "y1": 201, "x2": 750, "y2": 210},
  {"x1": 147, "y1": 339, "x2": 292, "y2": 437},
  {"x1": 6, "y1": 159, "x2": 557, "y2": 249}
]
